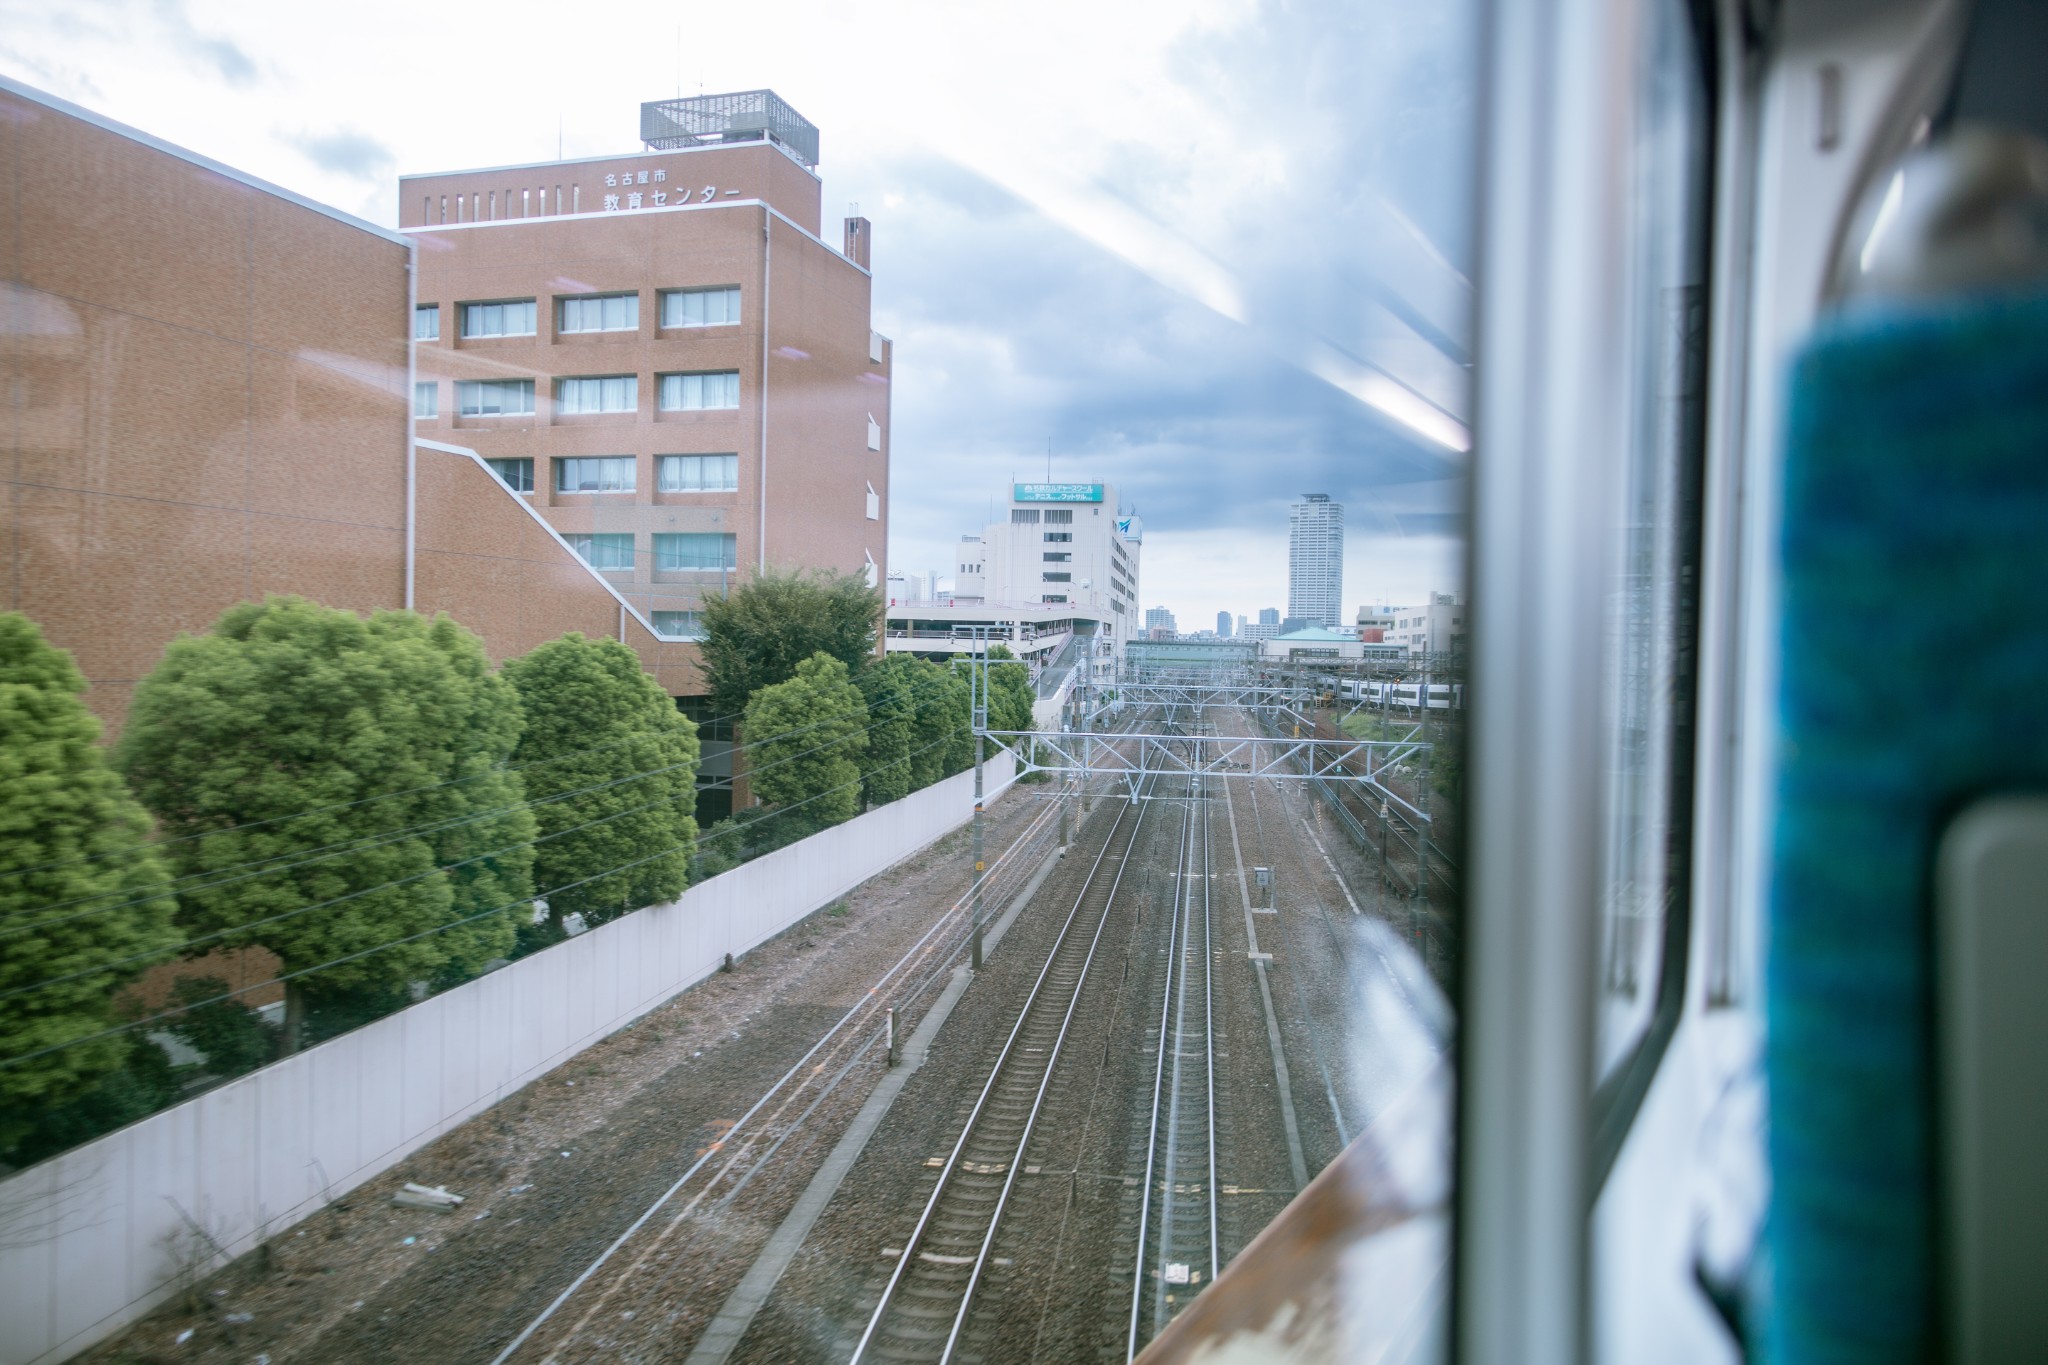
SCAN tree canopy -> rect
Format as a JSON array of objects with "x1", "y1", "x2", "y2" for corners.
[
  {"x1": 856, "y1": 655, "x2": 918, "y2": 809},
  {"x1": 974, "y1": 644, "x2": 1038, "y2": 735},
  {"x1": 697, "y1": 569, "x2": 882, "y2": 719},
  {"x1": 502, "y1": 633, "x2": 699, "y2": 941},
  {"x1": 0, "y1": 614, "x2": 180, "y2": 1145},
  {"x1": 115, "y1": 598, "x2": 535, "y2": 1051},
  {"x1": 907, "y1": 659, "x2": 974, "y2": 788},
  {"x1": 743, "y1": 651, "x2": 870, "y2": 833}
]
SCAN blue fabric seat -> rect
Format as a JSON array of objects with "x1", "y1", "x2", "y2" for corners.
[{"x1": 1767, "y1": 287, "x2": 2048, "y2": 1363}]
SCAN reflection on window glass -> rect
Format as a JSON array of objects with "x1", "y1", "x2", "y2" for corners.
[
  {"x1": 1594, "y1": 0, "x2": 1710, "y2": 1081},
  {"x1": 0, "y1": 2, "x2": 1479, "y2": 1360}
]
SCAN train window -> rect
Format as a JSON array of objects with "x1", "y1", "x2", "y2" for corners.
[
  {"x1": 1591, "y1": 0, "x2": 1713, "y2": 1098},
  {"x1": 0, "y1": 2, "x2": 1476, "y2": 1362}
]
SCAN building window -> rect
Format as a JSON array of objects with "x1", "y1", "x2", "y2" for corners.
[
  {"x1": 1044, "y1": 532, "x2": 1072, "y2": 543},
  {"x1": 414, "y1": 305, "x2": 440, "y2": 341},
  {"x1": 1042, "y1": 594, "x2": 1069, "y2": 604},
  {"x1": 556, "y1": 375, "x2": 638, "y2": 414},
  {"x1": 1043, "y1": 572, "x2": 1072, "y2": 583},
  {"x1": 654, "y1": 532, "x2": 737, "y2": 572},
  {"x1": 456, "y1": 379, "x2": 535, "y2": 416},
  {"x1": 486, "y1": 458, "x2": 533, "y2": 492},
  {"x1": 568, "y1": 532, "x2": 634, "y2": 572},
  {"x1": 866, "y1": 481, "x2": 879, "y2": 520},
  {"x1": 659, "y1": 286, "x2": 741, "y2": 328},
  {"x1": 657, "y1": 453, "x2": 739, "y2": 492},
  {"x1": 866, "y1": 414, "x2": 881, "y2": 451},
  {"x1": 1044, "y1": 509, "x2": 1074, "y2": 525},
  {"x1": 658, "y1": 371, "x2": 741, "y2": 411},
  {"x1": 558, "y1": 293, "x2": 639, "y2": 333},
  {"x1": 555, "y1": 456, "x2": 636, "y2": 493},
  {"x1": 1043, "y1": 552, "x2": 1070, "y2": 562},
  {"x1": 459, "y1": 299, "x2": 537, "y2": 338},
  {"x1": 413, "y1": 381, "x2": 438, "y2": 418},
  {"x1": 869, "y1": 330, "x2": 883, "y2": 363},
  {"x1": 652, "y1": 610, "x2": 706, "y2": 641},
  {"x1": 1011, "y1": 509, "x2": 1041, "y2": 524}
]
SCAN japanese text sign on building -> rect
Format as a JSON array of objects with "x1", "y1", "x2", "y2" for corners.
[{"x1": 1014, "y1": 482, "x2": 1104, "y2": 503}]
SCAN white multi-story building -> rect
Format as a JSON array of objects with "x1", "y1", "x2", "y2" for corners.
[
  {"x1": 1382, "y1": 592, "x2": 1467, "y2": 655},
  {"x1": 1288, "y1": 494, "x2": 1345, "y2": 628},
  {"x1": 890, "y1": 481, "x2": 1141, "y2": 690}
]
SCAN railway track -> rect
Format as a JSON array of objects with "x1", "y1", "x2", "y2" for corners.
[
  {"x1": 850, "y1": 781, "x2": 1156, "y2": 1364},
  {"x1": 1126, "y1": 769, "x2": 1220, "y2": 1356},
  {"x1": 483, "y1": 796, "x2": 1070, "y2": 1365}
]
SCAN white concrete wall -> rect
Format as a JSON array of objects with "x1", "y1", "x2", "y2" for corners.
[{"x1": 0, "y1": 752, "x2": 1014, "y2": 1365}]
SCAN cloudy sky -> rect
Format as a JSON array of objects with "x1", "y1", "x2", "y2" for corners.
[{"x1": 0, "y1": 0, "x2": 1475, "y2": 627}]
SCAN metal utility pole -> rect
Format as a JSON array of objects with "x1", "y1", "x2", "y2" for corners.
[{"x1": 970, "y1": 627, "x2": 989, "y2": 972}]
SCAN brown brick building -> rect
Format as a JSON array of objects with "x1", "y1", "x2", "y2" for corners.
[
  {"x1": 401, "y1": 92, "x2": 894, "y2": 800},
  {"x1": 4, "y1": 83, "x2": 891, "y2": 824},
  {"x1": 0, "y1": 75, "x2": 684, "y2": 722}
]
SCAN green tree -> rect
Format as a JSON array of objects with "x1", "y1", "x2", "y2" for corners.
[
  {"x1": 698, "y1": 569, "x2": 882, "y2": 719},
  {"x1": 0, "y1": 614, "x2": 181, "y2": 1149},
  {"x1": 976, "y1": 644, "x2": 1038, "y2": 734},
  {"x1": 857, "y1": 656, "x2": 919, "y2": 808},
  {"x1": 743, "y1": 652, "x2": 869, "y2": 834},
  {"x1": 502, "y1": 634, "x2": 699, "y2": 944},
  {"x1": 907, "y1": 659, "x2": 973, "y2": 787},
  {"x1": 116, "y1": 598, "x2": 535, "y2": 1053}
]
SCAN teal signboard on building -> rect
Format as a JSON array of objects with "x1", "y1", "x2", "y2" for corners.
[{"x1": 1014, "y1": 482, "x2": 1104, "y2": 503}]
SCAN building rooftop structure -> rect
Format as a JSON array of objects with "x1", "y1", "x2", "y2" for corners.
[{"x1": 400, "y1": 92, "x2": 892, "y2": 795}]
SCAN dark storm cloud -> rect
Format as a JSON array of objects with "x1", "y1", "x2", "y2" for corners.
[
  {"x1": 863, "y1": 146, "x2": 1466, "y2": 564},
  {"x1": 289, "y1": 127, "x2": 395, "y2": 180}
]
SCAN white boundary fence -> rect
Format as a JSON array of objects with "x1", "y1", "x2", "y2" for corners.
[{"x1": 0, "y1": 751, "x2": 1015, "y2": 1365}]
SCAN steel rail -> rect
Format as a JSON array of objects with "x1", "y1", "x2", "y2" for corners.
[
  {"x1": 1127, "y1": 775, "x2": 1196, "y2": 1359},
  {"x1": 850, "y1": 778, "x2": 1155, "y2": 1364},
  {"x1": 492, "y1": 793, "x2": 1066, "y2": 1365}
]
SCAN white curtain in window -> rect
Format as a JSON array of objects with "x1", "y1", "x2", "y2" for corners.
[{"x1": 658, "y1": 372, "x2": 740, "y2": 411}]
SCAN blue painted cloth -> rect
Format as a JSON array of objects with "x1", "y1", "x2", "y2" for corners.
[{"x1": 1767, "y1": 287, "x2": 2048, "y2": 1364}]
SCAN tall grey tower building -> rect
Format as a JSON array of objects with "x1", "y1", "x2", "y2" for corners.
[{"x1": 1287, "y1": 493, "x2": 1345, "y2": 628}]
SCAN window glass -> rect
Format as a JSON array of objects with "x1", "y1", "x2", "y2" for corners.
[
  {"x1": 567, "y1": 532, "x2": 634, "y2": 571},
  {"x1": 659, "y1": 286, "x2": 740, "y2": 327},
  {"x1": 1593, "y1": 0, "x2": 1712, "y2": 1080},
  {"x1": 555, "y1": 456, "x2": 635, "y2": 493},
  {"x1": 652, "y1": 609, "x2": 706, "y2": 640},
  {"x1": 412, "y1": 380, "x2": 437, "y2": 418},
  {"x1": 556, "y1": 375, "x2": 637, "y2": 414},
  {"x1": 657, "y1": 453, "x2": 739, "y2": 492},
  {"x1": 459, "y1": 299, "x2": 537, "y2": 337},
  {"x1": 654, "y1": 531, "x2": 738, "y2": 572},
  {"x1": 657, "y1": 371, "x2": 740, "y2": 411},
  {"x1": 455, "y1": 379, "x2": 534, "y2": 416},
  {"x1": 559, "y1": 293, "x2": 639, "y2": 333},
  {"x1": 413, "y1": 304, "x2": 439, "y2": 340},
  {"x1": 484, "y1": 457, "x2": 533, "y2": 492}
]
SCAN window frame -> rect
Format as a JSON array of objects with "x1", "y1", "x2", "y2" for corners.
[
  {"x1": 557, "y1": 292, "x2": 640, "y2": 335},
  {"x1": 554, "y1": 456, "x2": 637, "y2": 494},
  {"x1": 413, "y1": 304, "x2": 440, "y2": 341},
  {"x1": 656, "y1": 370, "x2": 742, "y2": 412},
  {"x1": 484, "y1": 457, "x2": 534, "y2": 493},
  {"x1": 455, "y1": 378, "x2": 535, "y2": 417},
  {"x1": 458, "y1": 298, "x2": 538, "y2": 339},
  {"x1": 567, "y1": 532, "x2": 635, "y2": 573},
  {"x1": 554, "y1": 374, "x2": 639, "y2": 416},
  {"x1": 653, "y1": 531, "x2": 739, "y2": 574},
  {"x1": 658, "y1": 285, "x2": 742, "y2": 329},
  {"x1": 656, "y1": 453, "x2": 740, "y2": 493}
]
